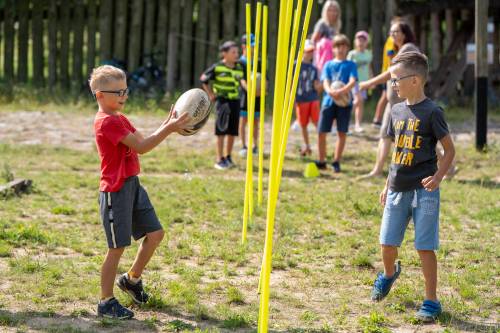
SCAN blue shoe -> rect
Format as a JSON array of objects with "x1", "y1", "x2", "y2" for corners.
[
  {"x1": 117, "y1": 273, "x2": 149, "y2": 305},
  {"x1": 97, "y1": 297, "x2": 134, "y2": 319},
  {"x1": 331, "y1": 161, "x2": 341, "y2": 173},
  {"x1": 371, "y1": 260, "x2": 401, "y2": 301},
  {"x1": 416, "y1": 300, "x2": 442, "y2": 322},
  {"x1": 225, "y1": 155, "x2": 235, "y2": 168}
]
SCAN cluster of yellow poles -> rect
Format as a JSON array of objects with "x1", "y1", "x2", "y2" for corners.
[
  {"x1": 241, "y1": 0, "x2": 314, "y2": 332},
  {"x1": 241, "y1": 2, "x2": 267, "y2": 245}
]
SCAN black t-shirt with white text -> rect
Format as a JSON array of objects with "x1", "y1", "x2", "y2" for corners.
[{"x1": 387, "y1": 98, "x2": 449, "y2": 192}]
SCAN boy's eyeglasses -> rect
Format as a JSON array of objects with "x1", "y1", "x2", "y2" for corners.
[
  {"x1": 99, "y1": 88, "x2": 130, "y2": 97},
  {"x1": 390, "y1": 75, "x2": 415, "y2": 86}
]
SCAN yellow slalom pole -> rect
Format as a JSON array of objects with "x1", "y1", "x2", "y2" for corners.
[
  {"x1": 247, "y1": 2, "x2": 262, "y2": 219},
  {"x1": 258, "y1": 0, "x2": 288, "y2": 294},
  {"x1": 277, "y1": 0, "x2": 313, "y2": 191},
  {"x1": 279, "y1": 0, "x2": 302, "y2": 144},
  {"x1": 257, "y1": 0, "x2": 293, "y2": 331},
  {"x1": 258, "y1": 6, "x2": 268, "y2": 207},
  {"x1": 242, "y1": 3, "x2": 253, "y2": 244},
  {"x1": 258, "y1": 1, "x2": 313, "y2": 332}
]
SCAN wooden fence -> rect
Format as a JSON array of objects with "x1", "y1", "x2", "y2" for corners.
[{"x1": 0, "y1": 0, "x2": 496, "y2": 99}]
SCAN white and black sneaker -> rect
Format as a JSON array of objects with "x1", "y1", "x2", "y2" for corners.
[
  {"x1": 116, "y1": 274, "x2": 149, "y2": 305},
  {"x1": 214, "y1": 158, "x2": 228, "y2": 170},
  {"x1": 225, "y1": 155, "x2": 235, "y2": 168}
]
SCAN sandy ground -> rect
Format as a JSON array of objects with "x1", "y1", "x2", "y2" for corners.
[{"x1": 0, "y1": 110, "x2": 498, "y2": 154}]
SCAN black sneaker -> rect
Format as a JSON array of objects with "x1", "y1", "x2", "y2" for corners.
[
  {"x1": 97, "y1": 297, "x2": 134, "y2": 319},
  {"x1": 225, "y1": 155, "x2": 235, "y2": 168},
  {"x1": 332, "y1": 161, "x2": 341, "y2": 173},
  {"x1": 116, "y1": 273, "x2": 149, "y2": 305},
  {"x1": 314, "y1": 160, "x2": 327, "y2": 170}
]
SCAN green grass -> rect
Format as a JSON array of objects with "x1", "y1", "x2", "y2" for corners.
[{"x1": 0, "y1": 105, "x2": 499, "y2": 332}]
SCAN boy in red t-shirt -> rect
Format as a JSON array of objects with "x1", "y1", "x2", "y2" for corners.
[{"x1": 90, "y1": 65, "x2": 189, "y2": 319}]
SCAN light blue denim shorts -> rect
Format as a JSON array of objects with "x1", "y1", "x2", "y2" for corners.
[{"x1": 380, "y1": 188, "x2": 440, "y2": 250}]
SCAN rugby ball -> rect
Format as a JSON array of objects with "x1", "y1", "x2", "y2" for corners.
[
  {"x1": 173, "y1": 88, "x2": 212, "y2": 136},
  {"x1": 330, "y1": 80, "x2": 351, "y2": 107}
]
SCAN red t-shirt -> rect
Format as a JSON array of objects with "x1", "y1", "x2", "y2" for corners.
[{"x1": 94, "y1": 111, "x2": 140, "y2": 192}]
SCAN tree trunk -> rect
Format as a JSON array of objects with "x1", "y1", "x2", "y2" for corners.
[
  {"x1": 48, "y1": 0, "x2": 58, "y2": 87},
  {"x1": 180, "y1": 0, "x2": 194, "y2": 90},
  {"x1": 60, "y1": 0, "x2": 71, "y2": 88},
  {"x1": 3, "y1": 0, "x2": 15, "y2": 82},
  {"x1": 73, "y1": 0, "x2": 85, "y2": 87},
  {"x1": 208, "y1": 0, "x2": 220, "y2": 63},
  {"x1": 385, "y1": 0, "x2": 396, "y2": 35},
  {"x1": 128, "y1": 0, "x2": 144, "y2": 72},
  {"x1": 419, "y1": 15, "x2": 428, "y2": 54},
  {"x1": 99, "y1": 0, "x2": 113, "y2": 62},
  {"x1": 166, "y1": 0, "x2": 181, "y2": 94},
  {"x1": 17, "y1": 0, "x2": 29, "y2": 83},
  {"x1": 87, "y1": 0, "x2": 97, "y2": 77},
  {"x1": 143, "y1": 0, "x2": 156, "y2": 56},
  {"x1": 114, "y1": 0, "x2": 128, "y2": 62},
  {"x1": 32, "y1": 0, "x2": 45, "y2": 87},
  {"x1": 222, "y1": 0, "x2": 235, "y2": 41},
  {"x1": 371, "y1": 0, "x2": 384, "y2": 75},
  {"x1": 194, "y1": 0, "x2": 209, "y2": 85},
  {"x1": 356, "y1": 0, "x2": 369, "y2": 32}
]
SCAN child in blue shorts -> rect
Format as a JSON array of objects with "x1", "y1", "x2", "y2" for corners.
[
  {"x1": 316, "y1": 34, "x2": 358, "y2": 173},
  {"x1": 372, "y1": 51, "x2": 455, "y2": 322}
]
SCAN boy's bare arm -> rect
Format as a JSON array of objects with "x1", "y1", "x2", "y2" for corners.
[
  {"x1": 359, "y1": 70, "x2": 391, "y2": 90},
  {"x1": 201, "y1": 83, "x2": 216, "y2": 102},
  {"x1": 380, "y1": 176, "x2": 390, "y2": 206},
  {"x1": 314, "y1": 79, "x2": 322, "y2": 94},
  {"x1": 121, "y1": 111, "x2": 190, "y2": 155},
  {"x1": 421, "y1": 134, "x2": 455, "y2": 191}
]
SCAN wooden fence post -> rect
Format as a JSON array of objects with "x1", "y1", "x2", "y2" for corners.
[
  {"x1": 87, "y1": 0, "x2": 97, "y2": 77},
  {"x1": 194, "y1": 0, "x2": 209, "y2": 85},
  {"x1": 475, "y1": 0, "x2": 488, "y2": 150},
  {"x1": 208, "y1": 0, "x2": 220, "y2": 62},
  {"x1": 73, "y1": 0, "x2": 85, "y2": 88},
  {"x1": 128, "y1": 0, "x2": 144, "y2": 72},
  {"x1": 99, "y1": 0, "x2": 113, "y2": 63},
  {"x1": 430, "y1": 12, "x2": 442, "y2": 71},
  {"x1": 59, "y1": 0, "x2": 71, "y2": 88},
  {"x1": 143, "y1": 0, "x2": 156, "y2": 56},
  {"x1": 445, "y1": 9, "x2": 455, "y2": 51},
  {"x1": 345, "y1": 0, "x2": 355, "y2": 40},
  {"x1": 3, "y1": 0, "x2": 15, "y2": 82},
  {"x1": 17, "y1": 0, "x2": 29, "y2": 83},
  {"x1": 357, "y1": 0, "x2": 370, "y2": 32},
  {"x1": 166, "y1": 0, "x2": 181, "y2": 94},
  {"x1": 114, "y1": 0, "x2": 128, "y2": 62},
  {"x1": 32, "y1": 0, "x2": 45, "y2": 87},
  {"x1": 156, "y1": 0, "x2": 169, "y2": 68},
  {"x1": 48, "y1": 0, "x2": 58, "y2": 87},
  {"x1": 180, "y1": 0, "x2": 194, "y2": 90},
  {"x1": 371, "y1": 0, "x2": 384, "y2": 75}
]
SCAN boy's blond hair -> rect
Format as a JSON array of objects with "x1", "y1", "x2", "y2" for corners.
[
  {"x1": 332, "y1": 34, "x2": 350, "y2": 48},
  {"x1": 391, "y1": 51, "x2": 428, "y2": 82},
  {"x1": 89, "y1": 65, "x2": 126, "y2": 93}
]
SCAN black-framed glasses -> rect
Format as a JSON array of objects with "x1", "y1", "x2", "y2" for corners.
[
  {"x1": 99, "y1": 88, "x2": 130, "y2": 97},
  {"x1": 390, "y1": 75, "x2": 415, "y2": 86}
]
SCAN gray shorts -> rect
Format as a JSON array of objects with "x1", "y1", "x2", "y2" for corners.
[{"x1": 99, "y1": 176, "x2": 162, "y2": 248}]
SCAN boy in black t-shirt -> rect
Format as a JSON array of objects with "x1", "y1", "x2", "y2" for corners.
[{"x1": 371, "y1": 52, "x2": 455, "y2": 323}]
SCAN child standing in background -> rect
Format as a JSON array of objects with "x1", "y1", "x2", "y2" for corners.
[{"x1": 348, "y1": 31, "x2": 372, "y2": 133}]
